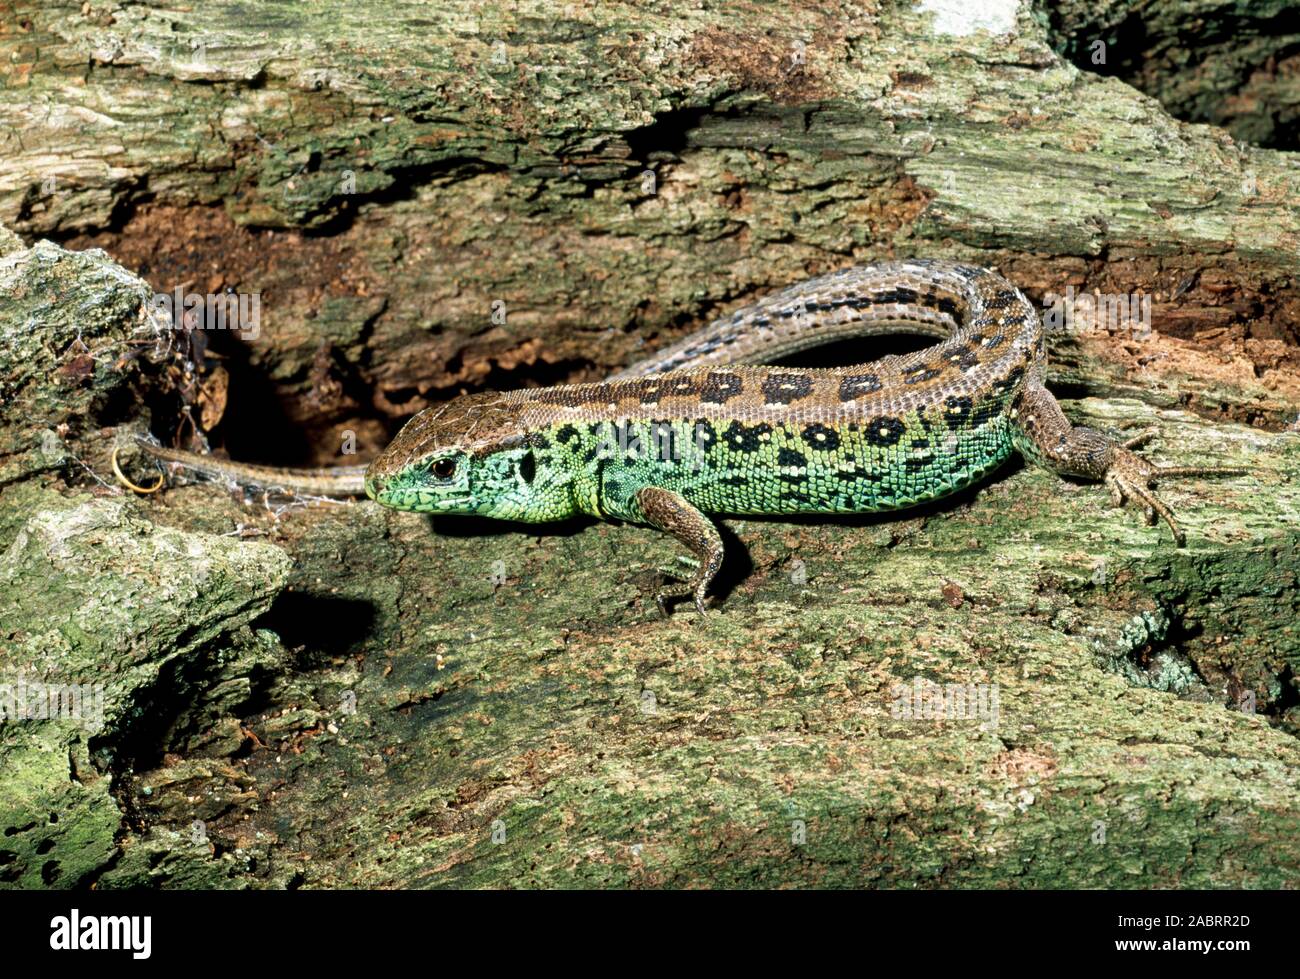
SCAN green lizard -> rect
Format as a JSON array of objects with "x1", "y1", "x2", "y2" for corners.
[{"x1": 137, "y1": 260, "x2": 1241, "y2": 614}]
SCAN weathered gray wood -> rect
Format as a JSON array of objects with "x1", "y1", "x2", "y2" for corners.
[{"x1": 1, "y1": 1, "x2": 1298, "y2": 889}]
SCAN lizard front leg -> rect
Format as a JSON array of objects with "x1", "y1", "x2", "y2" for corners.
[
  {"x1": 1011, "y1": 381, "x2": 1244, "y2": 546},
  {"x1": 634, "y1": 486, "x2": 725, "y2": 616}
]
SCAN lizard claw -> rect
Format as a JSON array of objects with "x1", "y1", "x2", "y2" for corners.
[
  {"x1": 1104, "y1": 446, "x2": 1244, "y2": 548},
  {"x1": 653, "y1": 558, "x2": 712, "y2": 617},
  {"x1": 636, "y1": 486, "x2": 722, "y2": 619},
  {"x1": 653, "y1": 584, "x2": 711, "y2": 618}
]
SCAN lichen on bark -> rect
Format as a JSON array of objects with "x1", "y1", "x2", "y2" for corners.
[{"x1": 0, "y1": 0, "x2": 1298, "y2": 888}]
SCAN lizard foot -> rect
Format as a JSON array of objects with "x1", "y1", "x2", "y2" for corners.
[
  {"x1": 1103, "y1": 446, "x2": 1245, "y2": 547},
  {"x1": 654, "y1": 587, "x2": 712, "y2": 619},
  {"x1": 654, "y1": 556, "x2": 711, "y2": 617},
  {"x1": 636, "y1": 486, "x2": 723, "y2": 617}
]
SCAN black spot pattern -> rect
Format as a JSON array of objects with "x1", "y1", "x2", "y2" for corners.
[
  {"x1": 699, "y1": 371, "x2": 743, "y2": 404},
  {"x1": 635, "y1": 380, "x2": 663, "y2": 404},
  {"x1": 722, "y1": 420, "x2": 773, "y2": 452},
  {"x1": 556, "y1": 424, "x2": 580, "y2": 444},
  {"x1": 838, "y1": 465, "x2": 884, "y2": 483},
  {"x1": 761, "y1": 373, "x2": 813, "y2": 404},
  {"x1": 989, "y1": 365, "x2": 1026, "y2": 396},
  {"x1": 943, "y1": 396, "x2": 973, "y2": 429},
  {"x1": 802, "y1": 423, "x2": 840, "y2": 452},
  {"x1": 649, "y1": 420, "x2": 675, "y2": 459},
  {"x1": 692, "y1": 419, "x2": 718, "y2": 452},
  {"x1": 778, "y1": 447, "x2": 807, "y2": 468},
  {"x1": 971, "y1": 398, "x2": 1001, "y2": 426},
  {"x1": 904, "y1": 366, "x2": 941, "y2": 385},
  {"x1": 518, "y1": 451, "x2": 536, "y2": 483},
  {"x1": 526, "y1": 432, "x2": 550, "y2": 449},
  {"x1": 865, "y1": 416, "x2": 906, "y2": 446},
  {"x1": 839, "y1": 373, "x2": 883, "y2": 401},
  {"x1": 807, "y1": 284, "x2": 968, "y2": 323},
  {"x1": 870, "y1": 287, "x2": 920, "y2": 305}
]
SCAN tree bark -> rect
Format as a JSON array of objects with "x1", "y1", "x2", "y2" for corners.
[{"x1": 1, "y1": 0, "x2": 1298, "y2": 888}]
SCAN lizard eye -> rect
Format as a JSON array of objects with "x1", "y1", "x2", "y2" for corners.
[{"x1": 431, "y1": 458, "x2": 458, "y2": 480}]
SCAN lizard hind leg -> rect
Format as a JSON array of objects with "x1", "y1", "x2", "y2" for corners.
[
  {"x1": 634, "y1": 486, "x2": 725, "y2": 616},
  {"x1": 1013, "y1": 383, "x2": 1244, "y2": 547}
]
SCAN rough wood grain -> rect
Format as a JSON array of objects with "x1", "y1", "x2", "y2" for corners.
[
  {"x1": 1, "y1": 0, "x2": 1298, "y2": 889},
  {"x1": 3, "y1": 0, "x2": 1299, "y2": 449}
]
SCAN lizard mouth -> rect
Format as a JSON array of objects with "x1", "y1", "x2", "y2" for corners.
[{"x1": 364, "y1": 474, "x2": 473, "y2": 512}]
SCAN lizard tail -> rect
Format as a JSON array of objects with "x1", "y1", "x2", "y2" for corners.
[{"x1": 129, "y1": 437, "x2": 368, "y2": 498}]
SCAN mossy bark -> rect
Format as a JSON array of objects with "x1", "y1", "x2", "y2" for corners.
[
  {"x1": 0, "y1": 1, "x2": 1298, "y2": 888},
  {"x1": 4, "y1": 0, "x2": 1299, "y2": 445}
]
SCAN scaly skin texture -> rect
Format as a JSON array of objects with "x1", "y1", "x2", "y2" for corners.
[
  {"x1": 134, "y1": 442, "x2": 368, "y2": 497},
  {"x1": 364, "y1": 260, "x2": 1241, "y2": 612}
]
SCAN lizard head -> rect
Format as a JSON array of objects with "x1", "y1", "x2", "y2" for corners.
[{"x1": 364, "y1": 391, "x2": 576, "y2": 521}]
